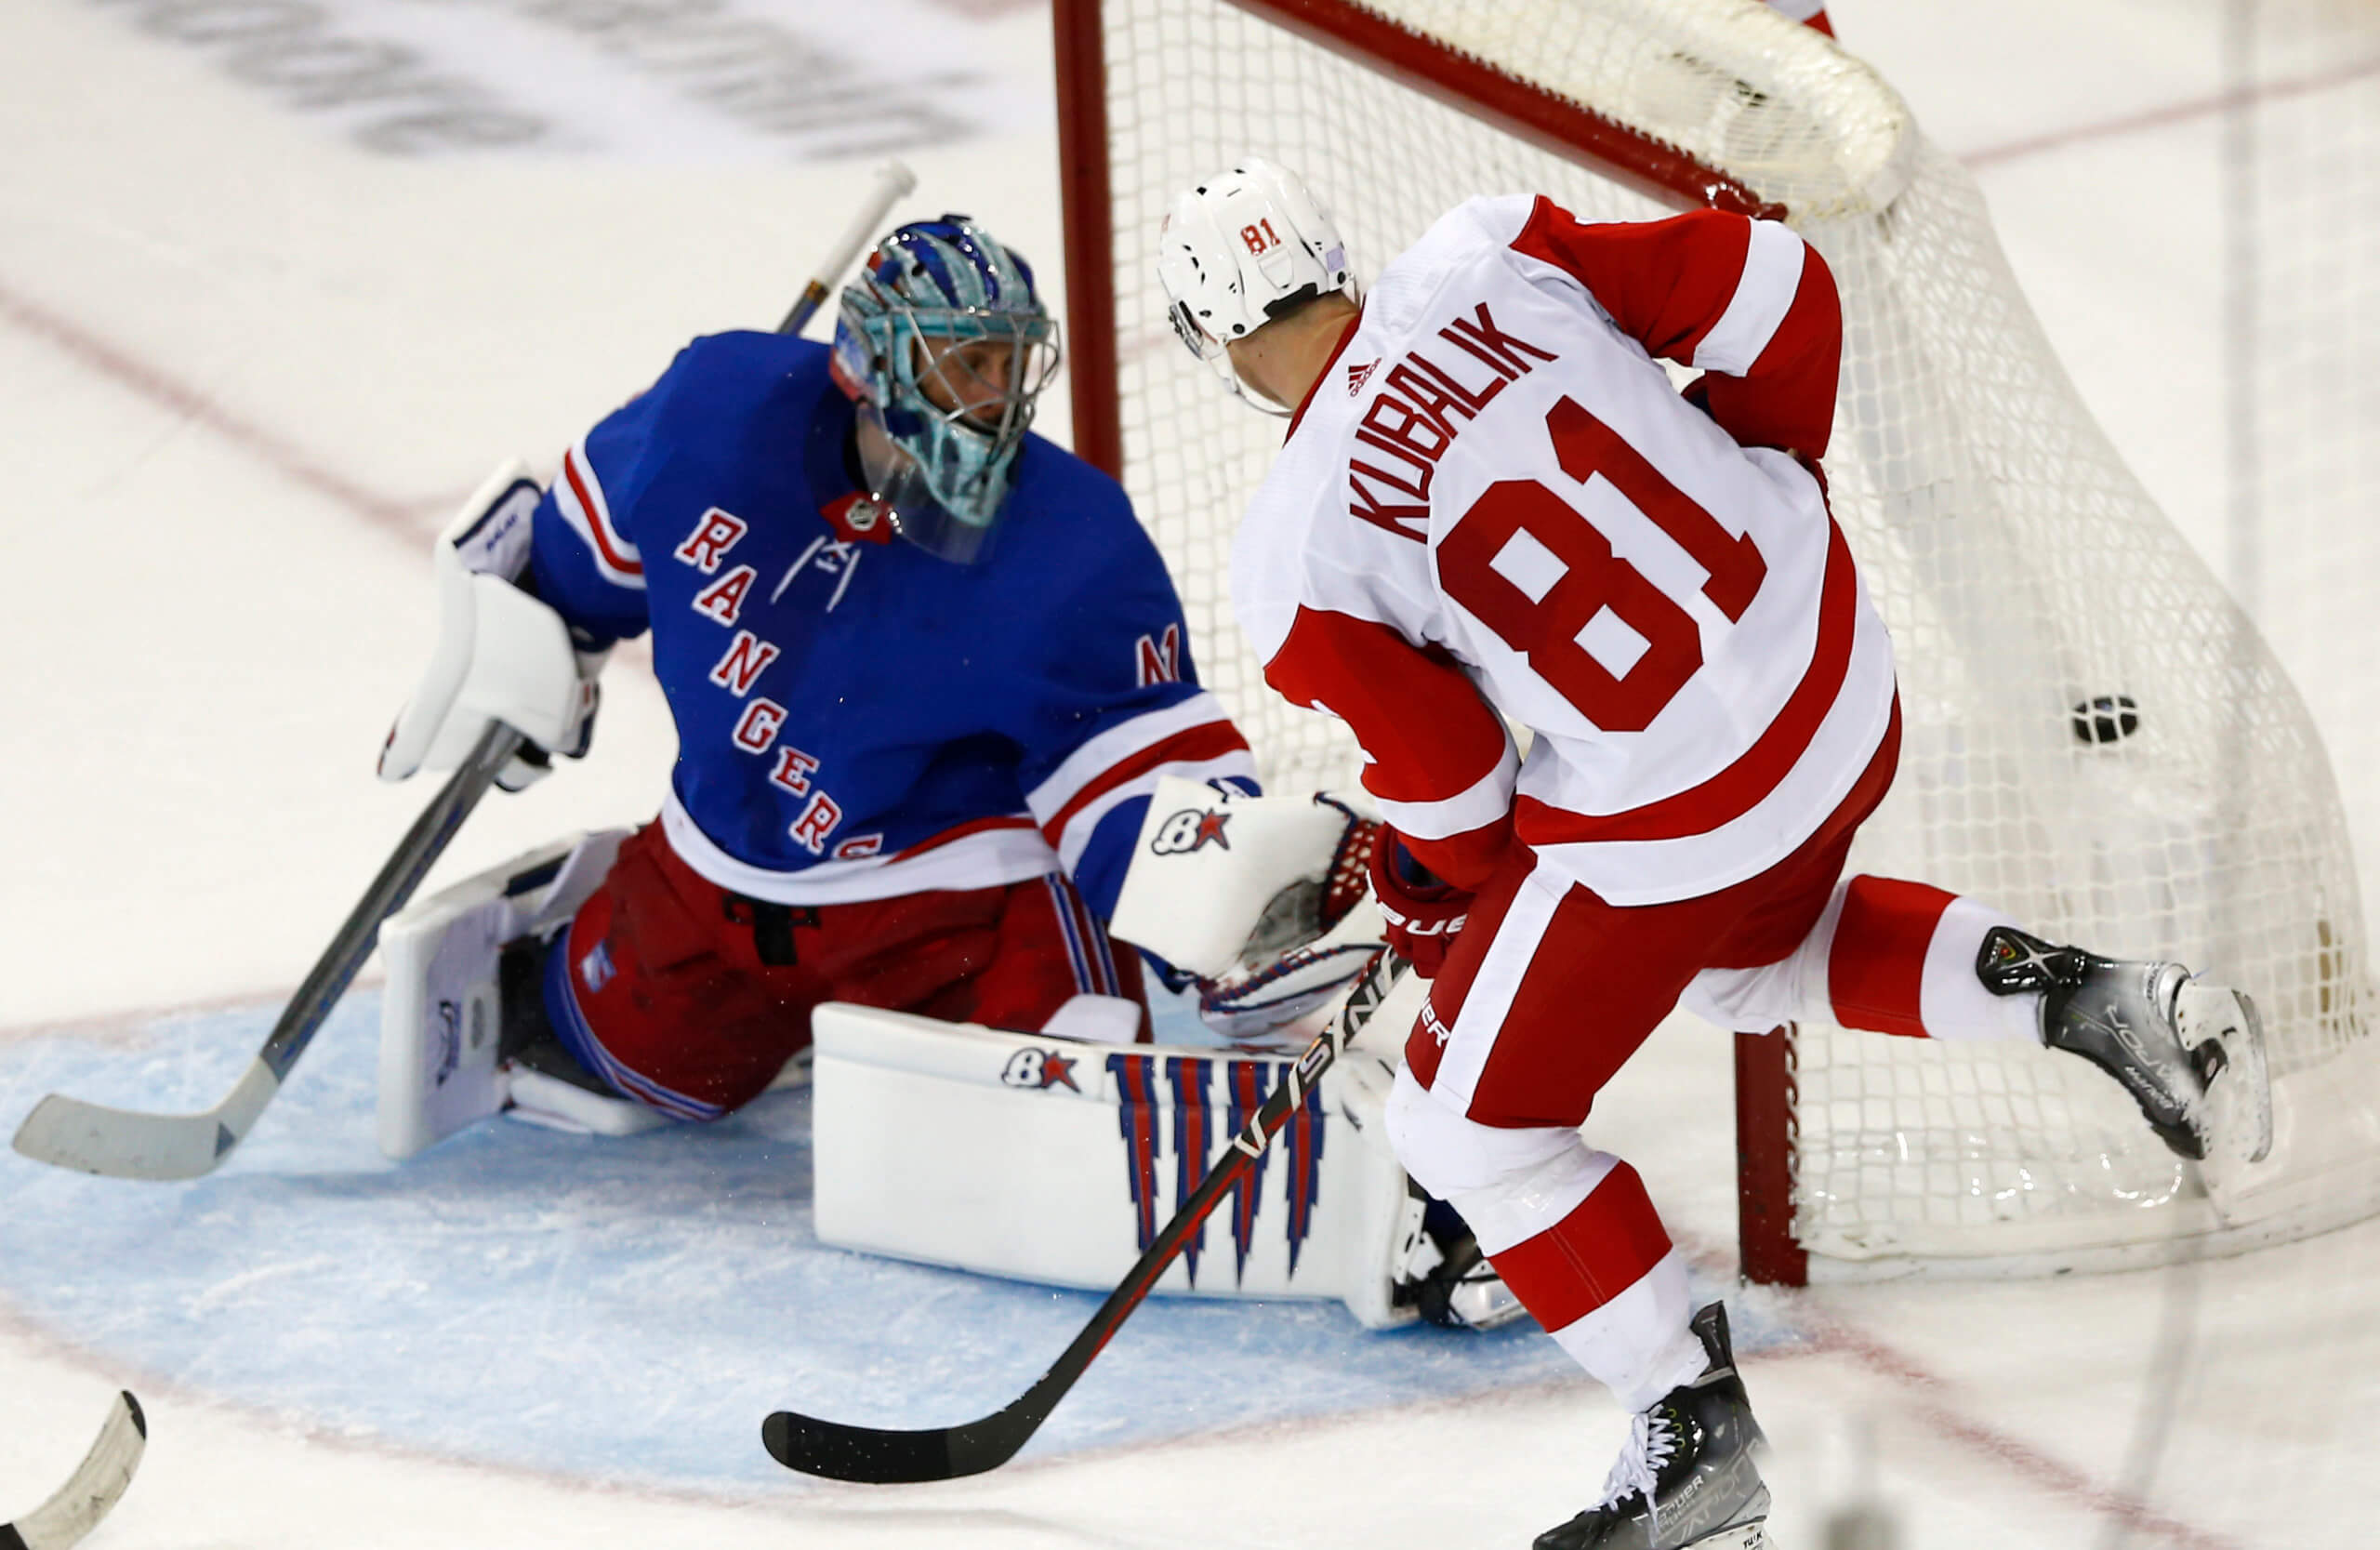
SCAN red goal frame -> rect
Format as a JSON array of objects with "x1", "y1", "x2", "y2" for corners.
[
  {"x1": 1052, "y1": 0, "x2": 1813, "y2": 1286},
  {"x1": 1053, "y1": 0, "x2": 1784, "y2": 476}
]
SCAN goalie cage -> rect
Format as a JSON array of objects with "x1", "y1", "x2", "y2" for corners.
[{"x1": 1054, "y1": 0, "x2": 2380, "y2": 1281}]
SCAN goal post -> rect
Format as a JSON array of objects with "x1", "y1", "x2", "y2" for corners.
[{"x1": 1054, "y1": 0, "x2": 2380, "y2": 1281}]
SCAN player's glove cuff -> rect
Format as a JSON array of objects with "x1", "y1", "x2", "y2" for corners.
[{"x1": 1367, "y1": 831, "x2": 1473, "y2": 980}]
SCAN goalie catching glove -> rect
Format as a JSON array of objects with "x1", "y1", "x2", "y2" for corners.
[
  {"x1": 1368, "y1": 831, "x2": 1472, "y2": 979},
  {"x1": 1109, "y1": 777, "x2": 1386, "y2": 1038},
  {"x1": 378, "y1": 460, "x2": 605, "y2": 792}
]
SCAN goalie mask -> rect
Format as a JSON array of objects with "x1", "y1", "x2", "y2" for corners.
[
  {"x1": 1156, "y1": 157, "x2": 1357, "y2": 415},
  {"x1": 830, "y1": 216, "x2": 1061, "y2": 563}
]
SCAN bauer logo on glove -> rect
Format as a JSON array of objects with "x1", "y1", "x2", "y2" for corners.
[{"x1": 1367, "y1": 832, "x2": 1473, "y2": 980}]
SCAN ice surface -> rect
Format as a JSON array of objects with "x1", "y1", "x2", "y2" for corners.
[
  {"x1": 0, "y1": 993, "x2": 1741, "y2": 1490},
  {"x1": 3, "y1": 0, "x2": 2375, "y2": 1543}
]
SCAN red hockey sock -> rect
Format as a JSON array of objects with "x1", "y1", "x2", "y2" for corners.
[
  {"x1": 1824, "y1": 876, "x2": 2040, "y2": 1043},
  {"x1": 1826, "y1": 876, "x2": 1955, "y2": 1038},
  {"x1": 1484, "y1": 1159, "x2": 1673, "y2": 1331}
]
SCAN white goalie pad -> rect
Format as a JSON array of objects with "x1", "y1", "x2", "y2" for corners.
[
  {"x1": 812, "y1": 969, "x2": 1432, "y2": 1327},
  {"x1": 1108, "y1": 775, "x2": 1370, "y2": 977},
  {"x1": 376, "y1": 828, "x2": 630, "y2": 1159}
]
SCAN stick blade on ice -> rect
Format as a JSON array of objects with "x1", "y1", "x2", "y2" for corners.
[
  {"x1": 12, "y1": 1080, "x2": 264, "y2": 1182},
  {"x1": 757, "y1": 1409, "x2": 989, "y2": 1485},
  {"x1": 2, "y1": 1391, "x2": 147, "y2": 1550}
]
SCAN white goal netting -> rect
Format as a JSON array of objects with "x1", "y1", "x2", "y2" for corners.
[{"x1": 1066, "y1": 0, "x2": 2380, "y2": 1273}]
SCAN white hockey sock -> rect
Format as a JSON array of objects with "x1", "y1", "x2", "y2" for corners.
[
  {"x1": 1547, "y1": 1249, "x2": 1709, "y2": 1413},
  {"x1": 1685, "y1": 877, "x2": 2041, "y2": 1042},
  {"x1": 1905, "y1": 894, "x2": 2040, "y2": 1042}
]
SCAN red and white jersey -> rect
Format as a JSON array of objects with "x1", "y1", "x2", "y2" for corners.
[{"x1": 1233, "y1": 195, "x2": 1897, "y2": 906}]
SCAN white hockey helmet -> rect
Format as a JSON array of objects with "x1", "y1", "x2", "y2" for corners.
[{"x1": 1157, "y1": 157, "x2": 1357, "y2": 414}]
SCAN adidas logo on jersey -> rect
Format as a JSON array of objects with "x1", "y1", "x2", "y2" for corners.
[{"x1": 1347, "y1": 359, "x2": 1378, "y2": 394}]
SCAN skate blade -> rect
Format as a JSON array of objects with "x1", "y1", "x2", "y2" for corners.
[
  {"x1": 2187, "y1": 987, "x2": 2275, "y2": 1223},
  {"x1": 1686, "y1": 1522, "x2": 1771, "y2": 1549},
  {"x1": 1686, "y1": 1485, "x2": 1773, "y2": 1550},
  {"x1": 2185, "y1": 985, "x2": 2274, "y2": 1169}
]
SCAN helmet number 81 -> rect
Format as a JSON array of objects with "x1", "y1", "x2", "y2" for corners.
[{"x1": 1435, "y1": 396, "x2": 1768, "y2": 732}]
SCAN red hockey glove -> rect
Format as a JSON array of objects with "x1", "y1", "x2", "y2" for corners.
[
  {"x1": 1681, "y1": 374, "x2": 1829, "y2": 495},
  {"x1": 1367, "y1": 830, "x2": 1474, "y2": 979}
]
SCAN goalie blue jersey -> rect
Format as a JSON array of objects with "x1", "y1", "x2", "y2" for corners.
[{"x1": 524, "y1": 331, "x2": 1257, "y2": 919}]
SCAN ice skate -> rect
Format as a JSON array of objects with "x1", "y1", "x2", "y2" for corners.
[
  {"x1": 1978, "y1": 926, "x2": 2273, "y2": 1165},
  {"x1": 1534, "y1": 1304, "x2": 1771, "y2": 1550}
]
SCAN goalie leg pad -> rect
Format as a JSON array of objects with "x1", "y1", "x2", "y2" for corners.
[
  {"x1": 375, "y1": 827, "x2": 630, "y2": 1159},
  {"x1": 812, "y1": 1002, "x2": 1415, "y2": 1325}
]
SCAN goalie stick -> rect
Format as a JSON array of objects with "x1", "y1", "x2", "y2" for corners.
[
  {"x1": 11, "y1": 722, "x2": 523, "y2": 1181},
  {"x1": 9, "y1": 160, "x2": 919, "y2": 1184},
  {"x1": 760, "y1": 947, "x2": 1404, "y2": 1483},
  {"x1": 2, "y1": 1391, "x2": 146, "y2": 1550}
]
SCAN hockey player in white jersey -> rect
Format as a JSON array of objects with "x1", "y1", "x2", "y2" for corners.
[{"x1": 1157, "y1": 159, "x2": 2274, "y2": 1548}]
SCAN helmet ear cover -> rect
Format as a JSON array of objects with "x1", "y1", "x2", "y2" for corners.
[
  {"x1": 830, "y1": 214, "x2": 1060, "y2": 562},
  {"x1": 1156, "y1": 158, "x2": 1357, "y2": 414}
]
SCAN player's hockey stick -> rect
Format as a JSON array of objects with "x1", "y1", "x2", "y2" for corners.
[
  {"x1": 8, "y1": 161, "x2": 920, "y2": 1184},
  {"x1": 2, "y1": 1391, "x2": 147, "y2": 1550},
  {"x1": 761, "y1": 947, "x2": 1405, "y2": 1482},
  {"x1": 11, "y1": 724, "x2": 524, "y2": 1181}
]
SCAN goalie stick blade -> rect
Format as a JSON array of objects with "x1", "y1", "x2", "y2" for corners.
[
  {"x1": 11, "y1": 1059, "x2": 279, "y2": 1182},
  {"x1": 760, "y1": 1407, "x2": 1028, "y2": 1484},
  {"x1": 2, "y1": 1391, "x2": 147, "y2": 1550}
]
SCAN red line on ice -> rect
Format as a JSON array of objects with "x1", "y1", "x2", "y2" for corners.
[
  {"x1": 1965, "y1": 54, "x2": 2380, "y2": 169},
  {"x1": 0, "y1": 282, "x2": 449, "y2": 543}
]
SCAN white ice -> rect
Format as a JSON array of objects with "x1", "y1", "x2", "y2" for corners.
[{"x1": 2, "y1": 0, "x2": 2375, "y2": 1545}]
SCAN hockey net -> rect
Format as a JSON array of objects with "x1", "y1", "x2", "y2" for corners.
[{"x1": 1055, "y1": 0, "x2": 2380, "y2": 1278}]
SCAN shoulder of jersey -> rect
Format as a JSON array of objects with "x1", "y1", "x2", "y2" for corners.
[
  {"x1": 1295, "y1": 192, "x2": 1542, "y2": 432},
  {"x1": 1362, "y1": 193, "x2": 1541, "y2": 341},
  {"x1": 640, "y1": 330, "x2": 830, "y2": 436},
  {"x1": 1001, "y1": 433, "x2": 1143, "y2": 561}
]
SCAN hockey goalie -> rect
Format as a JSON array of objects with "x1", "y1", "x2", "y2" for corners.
[{"x1": 369, "y1": 211, "x2": 1504, "y2": 1331}]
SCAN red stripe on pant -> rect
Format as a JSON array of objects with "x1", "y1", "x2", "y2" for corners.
[
  {"x1": 1482, "y1": 1160, "x2": 1674, "y2": 1332},
  {"x1": 1827, "y1": 875, "x2": 1955, "y2": 1038}
]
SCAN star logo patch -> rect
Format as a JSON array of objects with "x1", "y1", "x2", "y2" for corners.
[
  {"x1": 999, "y1": 1046, "x2": 1083, "y2": 1093},
  {"x1": 1150, "y1": 806, "x2": 1233, "y2": 854},
  {"x1": 1038, "y1": 1051, "x2": 1080, "y2": 1092}
]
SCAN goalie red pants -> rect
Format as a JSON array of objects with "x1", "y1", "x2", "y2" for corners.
[{"x1": 541, "y1": 823, "x2": 1145, "y2": 1121}]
